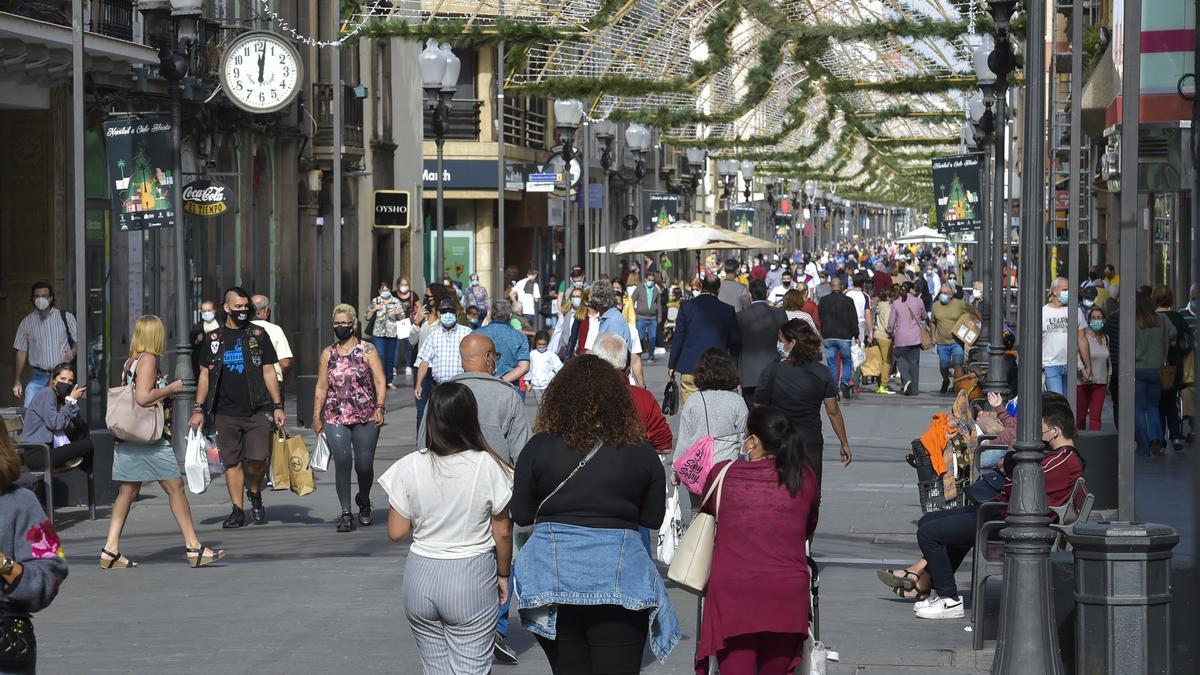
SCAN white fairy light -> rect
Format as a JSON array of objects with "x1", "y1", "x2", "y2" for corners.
[{"x1": 258, "y1": 0, "x2": 386, "y2": 48}]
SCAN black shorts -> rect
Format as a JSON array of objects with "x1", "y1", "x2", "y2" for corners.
[{"x1": 214, "y1": 413, "x2": 274, "y2": 465}]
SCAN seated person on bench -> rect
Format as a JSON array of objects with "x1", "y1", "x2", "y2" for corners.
[
  {"x1": 20, "y1": 362, "x2": 94, "y2": 471},
  {"x1": 875, "y1": 393, "x2": 1083, "y2": 619}
]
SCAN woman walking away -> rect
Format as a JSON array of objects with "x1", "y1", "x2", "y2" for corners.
[
  {"x1": 102, "y1": 315, "x2": 224, "y2": 569},
  {"x1": 1134, "y1": 289, "x2": 1177, "y2": 455},
  {"x1": 1153, "y1": 284, "x2": 1192, "y2": 452},
  {"x1": 1077, "y1": 306, "x2": 1111, "y2": 431},
  {"x1": 756, "y1": 319, "x2": 853, "y2": 487},
  {"x1": 511, "y1": 355, "x2": 679, "y2": 673},
  {"x1": 20, "y1": 363, "x2": 94, "y2": 470},
  {"x1": 313, "y1": 304, "x2": 387, "y2": 532},
  {"x1": 888, "y1": 282, "x2": 927, "y2": 395},
  {"x1": 672, "y1": 348, "x2": 748, "y2": 515},
  {"x1": 366, "y1": 281, "x2": 403, "y2": 389},
  {"x1": 696, "y1": 407, "x2": 819, "y2": 675},
  {"x1": 378, "y1": 383, "x2": 513, "y2": 675},
  {"x1": 0, "y1": 433, "x2": 69, "y2": 675}
]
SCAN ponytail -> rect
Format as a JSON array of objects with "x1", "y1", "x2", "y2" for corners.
[{"x1": 746, "y1": 406, "x2": 809, "y2": 497}]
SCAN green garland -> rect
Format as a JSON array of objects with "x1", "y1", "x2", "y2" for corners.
[
  {"x1": 359, "y1": 18, "x2": 575, "y2": 46},
  {"x1": 826, "y1": 75, "x2": 979, "y2": 95}
]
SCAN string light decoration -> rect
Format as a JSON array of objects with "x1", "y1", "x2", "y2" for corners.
[{"x1": 257, "y1": 0, "x2": 386, "y2": 48}]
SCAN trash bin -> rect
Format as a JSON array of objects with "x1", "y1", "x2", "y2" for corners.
[
  {"x1": 1073, "y1": 431, "x2": 1119, "y2": 512},
  {"x1": 1068, "y1": 521, "x2": 1179, "y2": 675}
]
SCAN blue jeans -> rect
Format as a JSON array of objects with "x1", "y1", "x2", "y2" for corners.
[
  {"x1": 823, "y1": 339, "x2": 853, "y2": 387},
  {"x1": 978, "y1": 448, "x2": 1007, "y2": 469},
  {"x1": 636, "y1": 318, "x2": 658, "y2": 359},
  {"x1": 415, "y1": 376, "x2": 435, "y2": 426},
  {"x1": 937, "y1": 343, "x2": 965, "y2": 370},
  {"x1": 372, "y1": 337, "x2": 397, "y2": 384},
  {"x1": 1134, "y1": 368, "x2": 1165, "y2": 454},
  {"x1": 1043, "y1": 364, "x2": 1067, "y2": 395},
  {"x1": 23, "y1": 369, "x2": 50, "y2": 408}
]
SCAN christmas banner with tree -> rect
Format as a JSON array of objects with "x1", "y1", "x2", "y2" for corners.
[
  {"x1": 646, "y1": 193, "x2": 680, "y2": 232},
  {"x1": 103, "y1": 118, "x2": 177, "y2": 231},
  {"x1": 732, "y1": 205, "x2": 756, "y2": 235},
  {"x1": 930, "y1": 153, "x2": 983, "y2": 234}
]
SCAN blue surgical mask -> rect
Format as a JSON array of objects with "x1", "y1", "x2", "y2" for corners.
[
  {"x1": 536, "y1": 346, "x2": 548, "y2": 353},
  {"x1": 439, "y1": 312, "x2": 456, "y2": 327},
  {"x1": 469, "y1": 319, "x2": 482, "y2": 328},
  {"x1": 1058, "y1": 291, "x2": 1070, "y2": 304},
  {"x1": 1089, "y1": 320, "x2": 1105, "y2": 332},
  {"x1": 470, "y1": 279, "x2": 479, "y2": 287},
  {"x1": 379, "y1": 290, "x2": 391, "y2": 299},
  {"x1": 200, "y1": 310, "x2": 215, "y2": 322},
  {"x1": 571, "y1": 297, "x2": 582, "y2": 308},
  {"x1": 1082, "y1": 299, "x2": 1094, "y2": 308},
  {"x1": 938, "y1": 294, "x2": 950, "y2": 304},
  {"x1": 777, "y1": 340, "x2": 791, "y2": 358},
  {"x1": 645, "y1": 280, "x2": 654, "y2": 287}
]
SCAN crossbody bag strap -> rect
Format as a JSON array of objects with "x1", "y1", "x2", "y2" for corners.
[
  {"x1": 535, "y1": 442, "x2": 603, "y2": 520},
  {"x1": 700, "y1": 460, "x2": 737, "y2": 516},
  {"x1": 701, "y1": 392, "x2": 710, "y2": 437}
]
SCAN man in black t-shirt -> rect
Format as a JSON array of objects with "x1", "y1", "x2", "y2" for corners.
[{"x1": 190, "y1": 287, "x2": 285, "y2": 528}]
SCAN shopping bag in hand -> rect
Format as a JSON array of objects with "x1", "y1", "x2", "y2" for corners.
[
  {"x1": 280, "y1": 429, "x2": 315, "y2": 496},
  {"x1": 270, "y1": 430, "x2": 292, "y2": 491},
  {"x1": 310, "y1": 433, "x2": 331, "y2": 472},
  {"x1": 656, "y1": 485, "x2": 684, "y2": 565},
  {"x1": 851, "y1": 339, "x2": 866, "y2": 370},
  {"x1": 661, "y1": 376, "x2": 680, "y2": 416},
  {"x1": 184, "y1": 429, "x2": 211, "y2": 495}
]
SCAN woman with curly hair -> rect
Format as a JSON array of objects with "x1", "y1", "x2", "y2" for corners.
[{"x1": 511, "y1": 355, "x2": 679, "y2": 673}]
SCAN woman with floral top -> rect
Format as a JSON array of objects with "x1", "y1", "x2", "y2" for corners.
[
  {"x1": 366, "y1": 281, "x2": 404, "y2": 389},
  {"x1": 464, "y1": 273, "x2": 490, "y2": 321},
  {"x1": 313, "y1": 304, "x2": 388, "y2": 533},
  {"x1": 392, "y1": 276, "x2": 422, "y2": 380}
]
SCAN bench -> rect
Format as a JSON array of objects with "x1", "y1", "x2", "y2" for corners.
[
  {"x1": 970, "y1": 476, "x2": 1093, "y2": 649},
  {"x1": 16, "y1": 442, "x2": 98, "y2": 526}
]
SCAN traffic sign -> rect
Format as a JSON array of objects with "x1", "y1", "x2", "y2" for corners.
[
  {"x1": 373, "y1": 190, "x2": 410, "y2": 228},
  {"x1": 526, "y1": 173, "x2": 557, "y2": 193}
]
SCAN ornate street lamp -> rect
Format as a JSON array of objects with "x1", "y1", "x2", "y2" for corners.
[
  {"x1": 685, "y1": 147, "x2": 707, "y2": 219},
  {"x1": 593, "y1": 120, "x2": 616, "y2": 264},
  {"x1": 717, "y1": 159, "x2": 739, "y2": 229},
  {"x1": 624, "y1": 123, "x2": 652, "y2": 243},
  {"x1": 418, "y1": 39, "x2": 461, "y2": 281},
  {"x1": 740, "y1": 161, "x2": 754, "y2": 201},
  {"x1": 554, "y1": 99, "x2": 583, "y2": 275}
]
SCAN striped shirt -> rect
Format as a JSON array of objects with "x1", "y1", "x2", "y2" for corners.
[
  {"x1": 416, "y1": 323, "x2": 472, "y2": 383},
  {"x1": 13, "y1": 309, "x2": 77, "y2": 371}
]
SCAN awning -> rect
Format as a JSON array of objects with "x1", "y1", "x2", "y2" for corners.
[{"x1": 590, "y1": 220, "x2": 776, "y2": 254}]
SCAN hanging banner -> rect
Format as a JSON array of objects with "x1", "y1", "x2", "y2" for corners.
[
  {"x1": 646, "y1": 193, "x2": 680, "y2": 232},
  {"x1": 103, "y1": 117, "x2": 178, "y2": 231},
  {"x1": 182, "y1": 179, "x2": 231, "y2": 218},
  {"x1": 732, "y1": 205, "x2": 756, "y2": 234},
  {"x1": 931, "y1": 153, "x2": 984, "y2": 234}
]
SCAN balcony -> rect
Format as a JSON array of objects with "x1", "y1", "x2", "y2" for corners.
[
  {"x1": 503, "y1": 96, "x2": 547, "y2": 148},
  {"x1": 4, "y1": 0, "x2": 137, "y2": 41},
  {"x1": 422, "y1": 98, "x2": 484, "y2": 141},
  {"x1": 313, "y1": 82, "x2": 364, "y2": 161}
]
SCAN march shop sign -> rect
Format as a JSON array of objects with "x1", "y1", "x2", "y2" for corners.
[
  {"x1": 182, "y1": 179, "x2": 231, "y2": 217},
  {"x1": 930, "y1": 153, "x2": 984, "y2": 234},
  {"x1": 103, "y1": 117, "x2": 178, "y2": 231}
]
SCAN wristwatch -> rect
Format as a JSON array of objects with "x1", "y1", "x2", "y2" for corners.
[{"x1": 0, "y1": 554, "x2": 14, "y2": 576}]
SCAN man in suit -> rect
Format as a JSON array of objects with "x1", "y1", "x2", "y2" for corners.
[
  {"x1": 717, "y1": 258, "x2": 751, "y2": 312},
  {"x1": 737, "y1": 279, "x2": 787, "y2": 407},
  {"x1": 669, "y1": 274, "x2": 741, "y2": 405}
]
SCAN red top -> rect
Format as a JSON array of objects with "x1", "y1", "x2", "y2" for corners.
[
  {"x1": 695, "y1": 459, "x2": 820, "y2": 671},
  {"x1": 998, "y1": 445, "x2": 1083, "y2": 517},
  {"x1": 873, "y1": 270, "x2": 894, "y2": 292},
  {"x1": 628, "y1": 383, "x2": 673, "y2": 452},
  {"x1": 802, "y1": 300, "x2": 822, "y2": 330}
]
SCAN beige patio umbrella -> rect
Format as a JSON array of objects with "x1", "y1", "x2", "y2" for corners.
[{"x1": 589, "y1": 220, "x2": 775, "y2": 254}]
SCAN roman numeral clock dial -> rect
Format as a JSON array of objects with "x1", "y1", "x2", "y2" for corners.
[{"x1": 220, "y1": 31, "x2": 303, "y2": 114}]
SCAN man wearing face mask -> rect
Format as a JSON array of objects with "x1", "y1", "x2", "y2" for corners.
[
  {"x1": 413, "y1": 298, "x2": 473, "y2": 422},
  {"x1": 1041, "y1": 277, "x2": 1092, "y2": 396},
  {"x1": 189, "y1": 299, "x2": 220, "y2": 383},
  {"x1": 930, "y1": 283, "x2": 976, "y2": 394},
  {"x1": 191, "y1": 287, "x2": 286, "y2": 528},
  {"x1": 12, "y1": 282, "x2": 78, "y2": 408},
  {"x1": 630, "y1": 272, "x2": 664, "y2": 362},
  {"x1": 474, "y1": 300, "x2": 530, "y2": 393},
  {"x1": 718, "y1": 259, "x2": 752, "y2": 312}
]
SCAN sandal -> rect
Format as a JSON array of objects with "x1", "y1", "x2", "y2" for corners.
[
  {"x1": 891, "y1": 586, "x2": 929, "y2": 602},
  {"x1": 876, "y1": 568, "x2": 919, "y2": 591},
  {"x1": 185, "y1": 545, "x2": 226, "y2": 568},
  {"x1": 99, "y1": 548, "x2": 138, "y2": 569}
]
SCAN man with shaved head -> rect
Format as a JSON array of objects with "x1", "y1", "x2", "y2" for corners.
[{"x1": 251, "y1": 294, "x2": 293, "y2": 385}]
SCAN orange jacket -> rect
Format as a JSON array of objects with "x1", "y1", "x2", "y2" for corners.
[{"x1": 920, "y1": 413, "x2": 957, "y2": 475}]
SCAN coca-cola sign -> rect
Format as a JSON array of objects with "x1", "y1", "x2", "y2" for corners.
[{"x1": 182, "y1": 179, "x2": 230, "y2": 217}]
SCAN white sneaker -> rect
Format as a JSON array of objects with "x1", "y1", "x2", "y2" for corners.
[
  {"x1": 914, "y1": 593, "x2": 965, "y2": 619},
  {"x1": 913, "y1": 591, "x2": 938, "y2": 612}
]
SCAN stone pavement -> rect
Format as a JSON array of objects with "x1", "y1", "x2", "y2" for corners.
[{"x1": 29, "y1": 353, "x2": 1108, "y2": 674}]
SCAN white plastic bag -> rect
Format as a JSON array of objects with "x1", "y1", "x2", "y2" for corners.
[
  {"x1": 656, "y1": 484, "x2": 684, "y2": 565},
  {"x1": 184, "y1": 429, "x2": 211, "y2": 494},
  {"x1": 311, "y1": 432, "x2": 331, "y2": 472},
  {"x1": 851, "y1": 339, "x2": 866, "y2": 370}
]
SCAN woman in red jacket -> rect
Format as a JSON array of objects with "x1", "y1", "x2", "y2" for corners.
[{"x1": 696, "y1": 406, "x2": 819, "y2": 674}]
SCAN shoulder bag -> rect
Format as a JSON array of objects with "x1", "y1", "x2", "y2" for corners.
[
  {"x1": 661, "y1": 375, "x2": 680, "y2": 416},
  {"x1": 0, "y1": 612, "x2": 35, "y2": 670},
  {"x1": 534, "y1": 442, "x2": 603, "y2": 521},
  {"x1": 1160, "y1": 322, "x2": 1178, "y2": 390},
  {"x1": 667, "y1": 460, "x2": 736, "y2": 593},
  {"x1": 906, "y1": 301, "x2": 934, "y2": 351},
  {"x1": 105, "y1": 356, "x2": 164, "y2": 443}
]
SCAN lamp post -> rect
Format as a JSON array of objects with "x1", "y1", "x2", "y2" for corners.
[
  {"x1": 624, "y1": 123, "x2": 652, "y2": 270},
  {"x1": 593, "y1": 120, "x2": 616, "y2": 271},
  {"x1": 138, "y1": 0, "x2": 201, "y2": 463},
  {"x1": 982, "y1": 1, "x2": 1017, "y2": 395},
  {"x1": 686, "y1": 147, "x2": 707, "y2": 219},
  {"x1": 554, "y1": 99, "x2": 583, "y2": 275},
  {"x1": 717, "y1": 159, "x2": 739, "y2": 229},
  {"x1": 418, "y1": 39, "x2": 461, "y2": 284},
  {"x1": 991, "y1": 0, "x2": 1063, "y2": 671}
]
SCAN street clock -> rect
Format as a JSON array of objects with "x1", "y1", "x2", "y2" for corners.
[{"x1": 220, "y1": 31, "x2": 303, "y2": 114}]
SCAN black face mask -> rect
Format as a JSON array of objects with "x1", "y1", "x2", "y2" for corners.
[
  {"x1": 333, "y1": 325, "x2": 353, "y2": 342},
  {"x1": 54, "y1": 382, "x2": 74, "y2": 399},
  {"x1": 231, "y1": 310, "x2": 251, "y2": 327}
]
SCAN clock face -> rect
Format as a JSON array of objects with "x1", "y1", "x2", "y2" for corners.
[{"x1": 221, "y1": 32, "x2": 302, "y2": 114}]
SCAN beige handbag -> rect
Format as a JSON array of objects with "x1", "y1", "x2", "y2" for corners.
[
  {"x1": 105, "y1": 357, "x2": 164, "y2": 443},
  {"x1": 667, "y1": 461, "x2": 736, "y2": 593}
]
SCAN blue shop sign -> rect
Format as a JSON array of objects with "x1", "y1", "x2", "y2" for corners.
[{"x1": 423, "y1": 159, "x2": 530, "y2": 190}]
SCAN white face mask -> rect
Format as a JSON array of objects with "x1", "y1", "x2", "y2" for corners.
[
  {"x1": 33, "y1": 297, "x2": 50, "y2": 311},
  {"x1": 201, "y1": 310, "x2": 216, "y2": 322}
]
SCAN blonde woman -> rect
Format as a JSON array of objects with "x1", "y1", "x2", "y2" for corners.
[{"x1": 101, "y1": 315, "x2": 224, "y2": 569}]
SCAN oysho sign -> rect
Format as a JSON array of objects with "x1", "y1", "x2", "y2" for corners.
[
  {"x1": 181, "y1": 179, "x2": 230, "y2": 217},
  {"x1": 374, "y1": 190, "x2": 410, "y2": 228}
]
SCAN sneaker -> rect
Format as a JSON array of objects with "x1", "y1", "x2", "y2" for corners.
[
  {"x1": 356, "y1": 492, "x2": 374, "y2": 527},
  {"x1": 336, "y1": 512, "x2": 354, "y2": 533},
  {"x1": 914, "y1": 593, "x2": 965, "y2": 619},
  {"x1": 939, "y1": 378, "x2": 950, "y2": 394},
  {"x1": 875, "y1": 386, "x2": 896, "y2": 395},
  {"x1": 840, "y1": 383, "x2": 852, "y2": 400},
  {"x1": 247, "y1": 490, "x2": 266, "y2": 525},
  {"x1": 493, "y1": 632, "x2": 518, "y2": 664},
  {"x1": 222, "y1": 506, "x2": 245, "y2": 529},
  {"x1": 902, "y1": 381, "x2": 913, "y2": 396}
]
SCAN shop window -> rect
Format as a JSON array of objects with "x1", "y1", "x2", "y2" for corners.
[{"x1": 1151, "y1": 193, "x2": 1173, "y2": 286}]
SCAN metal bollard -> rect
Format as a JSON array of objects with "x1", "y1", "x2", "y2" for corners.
[{"x1": 1067, "y1": 521, "x2": 1179, "y2": 675}]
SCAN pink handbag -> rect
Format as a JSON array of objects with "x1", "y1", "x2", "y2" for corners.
[{"x1": 673, "y1": 393, "x2": 715, "y2": 495}]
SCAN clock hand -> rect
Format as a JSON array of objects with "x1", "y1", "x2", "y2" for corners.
[{"x1": 257, "y1": 51, "x2": 265, "y2": 84}]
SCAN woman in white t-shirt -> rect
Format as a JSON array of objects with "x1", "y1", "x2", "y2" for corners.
[{"x1": 378, "y1": 382, "x2": 514, "y2": 674}]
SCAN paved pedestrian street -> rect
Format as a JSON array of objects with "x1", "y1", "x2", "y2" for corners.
[{"x1": 30, "y1": 355, "x2": 1022, "y2": 674}]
